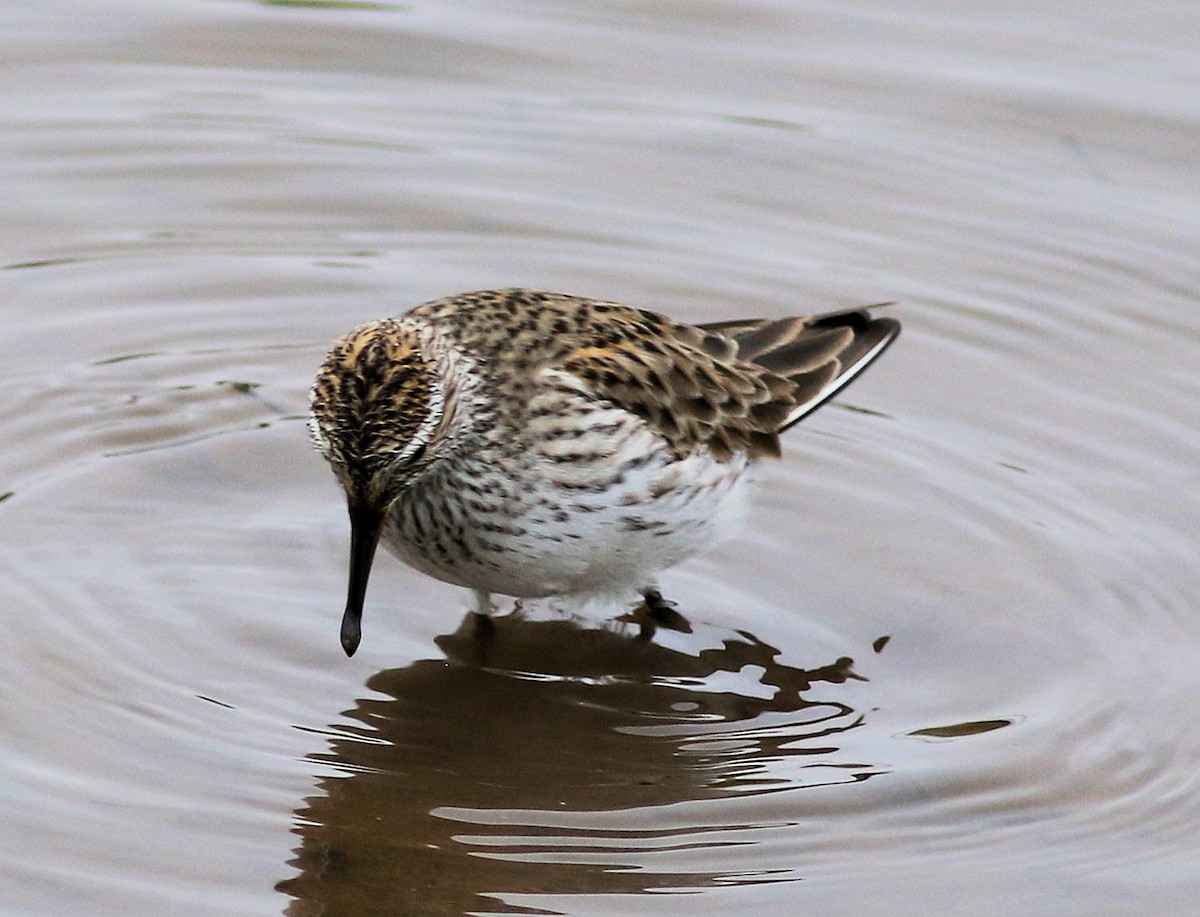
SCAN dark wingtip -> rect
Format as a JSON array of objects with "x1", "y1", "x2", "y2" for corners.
[{"x1": 779, "y1": 311, "x2": 901, "y2": 430}]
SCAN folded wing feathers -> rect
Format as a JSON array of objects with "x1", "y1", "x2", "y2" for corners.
[
  {"x1": 700, "y1": 306, "x2": 899, "y2": 433},
  {"x1": 561, "y1": 303, "x2": 897, "y2": 462},
  {"x1": 778, "y1": 313, "x2": 900, "y2": 429}
]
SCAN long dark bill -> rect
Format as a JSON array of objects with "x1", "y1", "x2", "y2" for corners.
[{"x1": 341, "y1": 504, "x2": 384, "y2": 657}]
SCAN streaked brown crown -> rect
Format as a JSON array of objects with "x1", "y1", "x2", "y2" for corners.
[{"x1": 309, "y1": 320, "x2": 439, "y2": 503}]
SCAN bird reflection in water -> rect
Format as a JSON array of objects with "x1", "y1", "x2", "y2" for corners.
[{"x1": 277, "y1": 613, "x2": 886, "y2": 915}]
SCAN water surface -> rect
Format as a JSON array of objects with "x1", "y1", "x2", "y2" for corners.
[{"x1": 2, "y1": 1, "x2": 1199, "y2": 915}]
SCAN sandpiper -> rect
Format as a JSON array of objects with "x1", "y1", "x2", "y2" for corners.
[{"x1": 310, "y1": 288, "x2": 899, "y2": 656}]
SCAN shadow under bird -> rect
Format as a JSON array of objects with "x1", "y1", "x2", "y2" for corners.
[{"x1": 309, "y1": 288, "x2": 900, "y2": 656}]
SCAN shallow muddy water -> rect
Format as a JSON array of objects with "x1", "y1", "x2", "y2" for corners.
[{"x1": 2, "y1": 1, "x2": 1199, "y2": 915}]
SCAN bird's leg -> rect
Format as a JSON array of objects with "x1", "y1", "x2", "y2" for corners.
[
  {"x1": 639, "y1": 587, "x2": 693, "y2": 634},
  {"x1": 472, "y1": 589, "x2": 496, "y2": 637}
]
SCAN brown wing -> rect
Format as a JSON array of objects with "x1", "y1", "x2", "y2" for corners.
[
  {"x1": 404, "y1": 289, "x2": 786, "y2": 460},
  {"x1": 409, "y1": 289, "x2": 898, "y2": 461},
  {"x1": 555, "y1": 304, "x2": 796, "y2": 461}
]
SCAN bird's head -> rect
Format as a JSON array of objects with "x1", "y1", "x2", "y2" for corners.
[{"x1": 309, "y1": 319, "x2": 446, "y2": 656}]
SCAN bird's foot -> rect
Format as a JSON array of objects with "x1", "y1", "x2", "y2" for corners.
[{"x1": 625, "y1": 588, "x2": 693, "y2": 639}]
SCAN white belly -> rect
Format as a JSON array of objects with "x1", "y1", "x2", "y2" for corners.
[{"x1": 382, "y1": 403, "x2": 751, "y2": 601}]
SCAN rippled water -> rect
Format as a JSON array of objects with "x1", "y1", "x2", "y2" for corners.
[{"x1": 3, "y1": 1, "x2": 1199, "y2": 915}]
